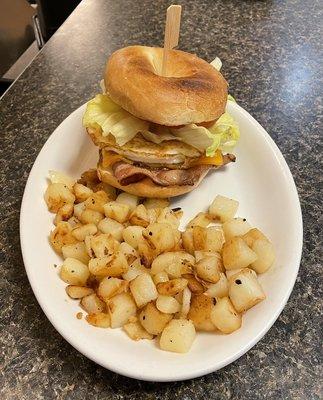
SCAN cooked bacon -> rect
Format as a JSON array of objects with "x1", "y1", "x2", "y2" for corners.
[{"x1": 112, "y1": 162, "x2": 211, "y2": 186}]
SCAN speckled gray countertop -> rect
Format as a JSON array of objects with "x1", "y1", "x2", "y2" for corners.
[{"x1": 0, "y1": 0, "x2": 322, "y2": 398}]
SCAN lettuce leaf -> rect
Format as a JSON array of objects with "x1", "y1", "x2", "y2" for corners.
[
  {"x1": 227, "y1": 94, "x2": 236, "y2": 102},
  {"x1": 208, "y1": 112, "x2": 240, "y2": 152},
  {"x1": 82, "y1": 94, "x2": 149, "y2": 146},
  {"x1": 210, "y1": 57, "x2": 222, "y2": 71},
  {"x1": 170, "y1": 124, "x2": 216, "y2": 152}
]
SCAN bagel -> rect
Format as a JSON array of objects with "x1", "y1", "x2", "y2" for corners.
[{"x1": 105, "y1": 46, "x2": 228, "y2": 126}]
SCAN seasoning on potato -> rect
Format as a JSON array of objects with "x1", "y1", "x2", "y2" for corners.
[{"x1": 45, "y1": 170, "x2": 275, "y2": 354}]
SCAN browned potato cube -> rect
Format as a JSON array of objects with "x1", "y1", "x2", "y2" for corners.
[
  {"x1": 123, "y1": 321, "x2": 153, "y2": 340},
  {"x1": 180, "y1": 287, "x2": 192, "y2": 318},
  {"x1": 139, "y1": 302, "x2": 172, "y2": 335},
  {"x1": 156, "y1": 208, "x2": 183, "y2": 229},
  {"x1": 129, "y1": 204, "x2": 150, "y2": 227},
  {"x1": 50, "y1": 222, "x2": 78, "y2": 254},
  {"x1": 98, "y1": 218, "x2": 124, "y2": 241},
  {"x1": 151, "y1": 251, "x2": 195, "y2": 275},
  {"x1": 182, "y1": 229, "x2": 195, "y2": 255},
  {"x1": 204, "y1": 273, "x2": 229, "y2": 298},
  {"x1": 90, "y1": 233, "x2": 120, "y2": 258},
  {"x1": 251, "y1": 239, "x2": 275, "y2": 273},
  {"x1": 88, "y1": 252, "x2": 128, "y2": 277},
  {"x1": 209, "y1": 195, "x2": 239, "y2": 222},
  {"x1": 84, "y1": 190, "x2": 109, "y2": 213},
  {"x1": 104, "y1": 201, "x2": 130, "y2": 223},
  {"x1": 160, "y1": 319, "x2": 196, "y2": 353},
  {"x1": 60, "y1": 258, "x2": 90, "y2": 286},
  {"x1": 187, "y1": 294, "x2": 216, "y2": 331},
  {"x1": 130, "y1": 273, "x2": 158, "y2": 308},
  {"x1": 116, "y1": 193, "x2": 139, "y2": 212},
  {"x1": 143, "y1": 223, "x2": 178, "y2": 253},
  {"x1": 222, "y1": 237, "x2": 258, "y2": 270},
  {"x1": 72, "y1": 223, "x2": 97, "y2": 242},
  {"x1": 62, "y1": 242, "x2": 90, "y2": 264},
  {"x1": 81, "y1": 293, "x2": 106, "y2": 314},
  {"x1": 156, "y1": 295, "x2": 181, "y2": 314},
  {"x1": 122, "y1": 259, "x2": 148, "y2": 281},
  {"x1": 187, "y1": 212, "x2": 211, "y2": 228},
  {"x1": 122, "y1": 225, "x2": 144, "y2": 249},
  {"x1": 44, "y1": 183, "x2": 75, "y2": 213},
  {"x1": 223, "y1": 218, "x2": 252, "y2": 241},
  {"x1": 73, "y1": 183, "x2": 93, "y2": 203},
  {"x1": 228, "y1": 268, "x2": 266, "y2": 312},
  {"x1": 153, "y1": 271, "x2": 169, "y2": 285},
  {"x1": 195, "y1": 255, "x2": 222, "y2": 283},
  {"x1": 143, "y1": 198, "x2": 170, "y2": 209},
  {"x1": 210, "y1": 297, "x2": 241, "y2": 333},
  {"x1": 79, "y1": 209, "x2": 104, "y2": 225},
  {"x1": 205, "y1": 227, "x2": 225, "y2": 252},
  {"x1": 157, "y1": 278, "x2": 188, "y2": 296},
  {"x1": 65, "y1": 285, "x2": 93, "y2": 299},
  {"x1": 97, "y1": 277, "x2": 128, "y2": 302},
  {"x1": 182, "y1": 274, "x2": 205, "y2": 294},
  {"x1": 86, "y1": 312, "x2": 110, "y2": 328},
  {"x1": 241, "y1": 228, "x2": 268, "y2": 247},
  {"x1": 108, "y1": 292, "x2": 137, "y2": 328},
  {"x1": 54, "y1": 203, "x2": 74, "y2": 225}
]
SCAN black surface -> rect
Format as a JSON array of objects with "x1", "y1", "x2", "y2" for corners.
[{"x1": 0, "y1": 0, "x2": 322, "y2": 398}]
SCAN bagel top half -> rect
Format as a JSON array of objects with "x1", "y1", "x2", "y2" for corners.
[{"x1": 105, "y1": 46, "x2": 228, "y2": 126}]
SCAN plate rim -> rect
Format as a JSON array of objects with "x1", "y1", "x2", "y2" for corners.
[{"x1": 19, "y1": 101, "x2": 303, "y2": 381}]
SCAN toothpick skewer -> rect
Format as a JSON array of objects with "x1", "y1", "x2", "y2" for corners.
[{"x1": 161, "y1": 5, "x2": 182, "y2": 76}]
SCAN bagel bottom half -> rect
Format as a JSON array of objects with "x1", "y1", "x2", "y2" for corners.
[{"x1": 96, "y1": 163, "x2": 210, "y2": 198}]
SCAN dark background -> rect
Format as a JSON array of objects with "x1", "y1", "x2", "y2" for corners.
[{"x1": 0, "y1": 0, "x2": 322, "y2": 398}]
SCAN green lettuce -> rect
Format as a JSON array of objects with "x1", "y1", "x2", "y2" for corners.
[{"x1": 82, "y1": 94, "x2": 149, "y2": 146}]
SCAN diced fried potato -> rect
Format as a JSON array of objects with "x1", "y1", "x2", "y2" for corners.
[
  {"x1": 187, "y1": 212, "x2": 211, "y2": 228},
  {"x1": 124, "y1": 321, "x2": 153, "y2": 340},
  {"x1": 122, "y1": 225, "x2": 144, "y2": 249},
  {"x1": 210, "y1": 297, "x2": 241, "y2": 333},
  {"x1": 157, "y1": 208, "x2": 183, "y2": 229},
  {"x1": 104, "y1": 201, "x2": 130, "y2": 223},
  {"x1": 108, "y1": 292, "x2": 137, "y2": 328},
  {"x1": 79, "y1": 209, "x2": 104, "y2": 225},
  {"x1": 118, "y1": 242, "x2": 137, "y2": 264},
  {"x1": 137, "y1": 237, "x2": 157, "y2": 267},
  {"x1": 157, "y1": 278, "x2": 188, "y2": 296},
  {"x1": 89, "y1": 233, "x2": 120, "y2": 258},
  {"x1": 223, "y1": 237, "x2": 258, "y2": 270},
  {"x1": 44, "y1": 183, "x2": 75, "y2": 213},
  {"x1": 67, "y1": 216, "x2": 81, "y2": 228},
  {"x1": 153, "y1": 271, "x2": 169, "y2": 285},
  {"x1": 72, "y1": 223, "x2": 97, "y2": 241},
  {"x1": 195, "y1": 255, "x2": 222, "y2": 283},
  {"x1": 60, "y1": 258, "x2": 90, "y2": 286},
  {"x1": 160, "y1": 319, "x2": 196, "y2": 353},
  {"x1": 81, "y1": 293, "x2": 106, "y2": 314},
  {"x1": 116, "y1": 193, "x2": 139, "y2": 212},
  {"x1": 62, "y1": 242, "x2": 90, "y2": 264},
  {"x1": 139, "y1": 302, "x2": 172, "y2": 335},
  {"x1": 146, "y1": 208, "x2": 159, "y2": 224},
  {"x1": 98, "y1": 218, "x2": 124, "y2": 241},
  {"x1": 73, "y1": 201, "x2": 86, "y2": 219},
  {"x1": 86, "y1": 312, "x2": 110, "y2": 328},
  {"x1": 122, "y1": 259, "x2": 148, "y2": 281},
  {"x1": 192, "y1": 226, "x2": 207, "y2": 250},
  {"x1": 88, "y1": 252, "x2": 128, "y2": 277},
  {"x1": 182, "y1": 229, "x2": 195, "y2": 255},
  {"x1": 151, "y1": 251, "x2": 195, "y2": 275},
  {"x1": 241, "y1": 228, "x2": 268, "y2": 247},
  {"x1": 225, "y1": 268, "x2": 244, "y2": 279},
  {"x1": 143, "y1": 223, "x2": 178, "y2": 253},
  {"x1": 180, "y1": 287, "x2": 191, "y2": 318},
  {"x1": 54, "y1": 203, "x2": 74, "y2": 225},
  {"x1": 156, "y1": 295, "x2": 181, "y2": 314},
  {"x1": 204, "y1": 273, "x2": 229, "y2": 298},
  {"x1": 143, "y1": 198, "x2": 170, "y2": 209},
  {"x1": 129, "y1": 204, "x2": 150, "y2": 227},
  {"x1": 65, "y1": 285, "x2": 93, "y2": 299},
  {"x1": 250, "y1": 239, "x2": 275, "y2": 273},
  {"x1": 209, "y1": 195, "x2": 239, "y2": 222},
  {"x1": 205, "y1": 227, "x2": 225, "y2": 252},
  {"x1": 49, "y1": 170, "x2": 75, "y2": 190},
  {"x1": 188, "y1": 294, "x2": 216, "y2": 331},
  {"x1": 228, "y1": 268, "x2": 266, "y2": 312},
  {"x1": 73, "y1": 183, "x2": 93, "y2": 203},
  {"x1": 50, "y1": 222, "x2": 78, "y2": 254},
  {"x1": 223, "y1": 218, "x2": 252, "y2": 241},
  {"x1": 97, "y1": 277, "x2": 128, "y2": 301},
  {"x1": 130, "y1": 273, "x2": 158, "y2": 308},
  {"x1": 84, "y1": 190, "x2": 109, "y2": 213},
  {"x1": 182, "y1": 274, "x2": 204, "y2": 294}
]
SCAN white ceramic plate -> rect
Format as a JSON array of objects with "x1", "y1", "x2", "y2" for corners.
[{"x1": 20, "y1": 102, "x2": 302, "y2": 382}]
